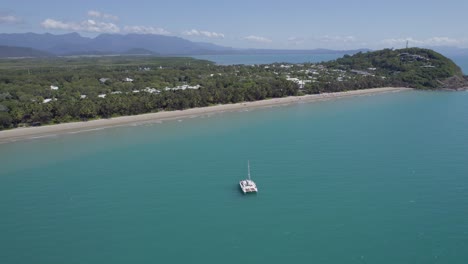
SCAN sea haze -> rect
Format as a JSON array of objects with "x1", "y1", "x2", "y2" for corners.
[
  {"x1": 191, "y1": 53, "x2": 344, "y2": 65},
  {"x1": 192, "y1": 54, "x2": 468, "y2": 74},
  {"x1": 1, "y1": 90, "x2": 468, "y2": 263},
  {"x1": 450, "y1": 55, "x2": 468, "y2": 74}
]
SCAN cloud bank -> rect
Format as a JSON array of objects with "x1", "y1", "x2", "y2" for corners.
[
  {"x1": 0, "y1": 14, "x2": 21, "y2": 24},
  {"x1": 87, "y1": 10, "x2": 119, "y2": 21},
  {"x1": 243, "y1": 35, "x2": 272, "y2": 43},
  {"x1": 182, "y1": 29, "x2": 225, "y2": 38},
  {"x1": 315, "y1": 35, "x2": 357, "y2": 43},
  {"x1": 41, "y1": 11, "x2": 171, "y2": 36},
  {"x1": 124, "y1": 26, "x2": 171, "y2": 35},
  {"x1": 41, "y1": 19, "x2": 120, "y2": 33},
  {"x1": 381, "y1": 37, "x2": 467, "y2": 47}
]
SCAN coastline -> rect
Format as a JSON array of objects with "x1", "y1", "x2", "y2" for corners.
[{"x1": 0, "y1": 87, "x2": 411, "y2": 144}]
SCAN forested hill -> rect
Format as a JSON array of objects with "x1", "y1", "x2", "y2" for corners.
[
  {"x1": 0, "y1": 48, "x2": 466, "y2": 130},
  {"x1": 0, "y1": 46, "x2": 53, "y2": 58},
  {"x1": 324, "y1": 48, "x2": 466, "y2": 89}
]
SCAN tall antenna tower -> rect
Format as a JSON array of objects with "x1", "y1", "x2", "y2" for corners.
[{"x1": 406, "y1": 40, "x2": 409, "y2": 49}]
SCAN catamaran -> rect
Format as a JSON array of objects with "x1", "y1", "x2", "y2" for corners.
[{"x1": 239, "y1": 160, "x2": 258, "y2": 193}]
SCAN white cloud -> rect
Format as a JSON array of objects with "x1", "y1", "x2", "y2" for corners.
[
  {"x1": 124, "y1": 26, "x2": 171, "y2": 35},
  {"x1": 287, "y1": 36, "x2": 305, "y2": 46},
  {"x1": 315, "y1": 35, "x2": 357, "y2": 43},
  {"x1": 287, "y1": 36, "x2": 301, "y2": 41},
  {"x1": 182, "y1": 29, "x2": 225, "y2": 38},
  {"x1": 41, "y1": 18, "x2": 120, "y2": 33},
  {"x1": 243, "y1": 35, "x2": 272, "y2": 43},
  {"x1": 0, "y1": 14, "x2": 21, "y2": 24},
  {"x1": 381, "y1": 37, "x2": 467, "y2": 47},
  {"x1": 87, "y1": 10, "x2": 119, "y2": 21},
  {"x1": 87, "y1": 10, "x2": 101, "y2": 18}
]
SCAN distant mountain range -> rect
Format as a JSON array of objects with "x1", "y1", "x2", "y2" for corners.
[
  {"x1": 0, "y1": 32, "x2": 369, "y2": 58},
  {"x1": 0, "y1": 32, "x2": 229, "y2": 56}
]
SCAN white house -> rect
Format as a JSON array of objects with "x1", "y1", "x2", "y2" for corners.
[
  {"x1": 286, "y1": 77, "x2": 311, "y2": 89},
  {"x1": 164, "y1": 85, "x2": 201, "y2": 91},
  {"x1": 43, "y1": 98, "x2": 57, "y2": 103},
  {"x1": 99, "y1": 78, "x2": 110, "y2": 83},
  {"x1": 50, "y1": 85, "x2": 59, "y2": 90},
  {"x1": 98, "y1": 94, "x2": 107, "y2": 98},
  {"x1": 124, "y1": 77, "x2": 134, "y2": 82},
  {"x1": 143, "y1": 87, "x2": 161, "y2": 94}
]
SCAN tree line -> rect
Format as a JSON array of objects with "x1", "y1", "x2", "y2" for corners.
[{"x1": 0, "y1": 48, "x2": 463, "y2": 130}]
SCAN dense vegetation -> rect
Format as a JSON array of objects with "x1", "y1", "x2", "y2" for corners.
[
  {"x1": 324, "y1": 48, "x2": 463, "y2": 89},
  {"x1": 0, "y1": 48, "x2": 464, "y2": 130}
]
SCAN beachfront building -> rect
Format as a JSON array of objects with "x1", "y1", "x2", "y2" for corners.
[
  {"x1": 286, "y1": 77, "x2": 311, "y2": 89},
  {"x1": 43, "y1": 98, "x2": 57, "y2": 103},
  {"x1": 165, "y1": 85, "x2": 201, "y2": 91},
  {"x1": 350, "y1": 70, "x2": 373, "y2": 76},
  {"x1": 399, "y1": 53, "x2": 428, "y2": 62},
  {"x1": 99, "y1": 78, "x2": 110, "y2": 84},
  {"x1": 143, "y1": 87, "x2": 161, "y2": 94}
]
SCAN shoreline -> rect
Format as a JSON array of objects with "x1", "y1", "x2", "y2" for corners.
[{"x1": 0, "y1": 87, "x2": 411, "y2": 144}]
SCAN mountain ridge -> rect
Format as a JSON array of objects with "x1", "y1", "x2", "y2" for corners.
[{"x1": 0, "y1": 32, "x2": 368, "y2": 57}]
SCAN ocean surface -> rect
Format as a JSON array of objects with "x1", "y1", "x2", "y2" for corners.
[{"x1": 1, "y1": 90, "x2": 468, "y2": 263}]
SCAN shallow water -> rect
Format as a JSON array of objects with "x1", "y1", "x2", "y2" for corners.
[{"x1": 1, "y1": 90, "x2": 468, "y2": 263}]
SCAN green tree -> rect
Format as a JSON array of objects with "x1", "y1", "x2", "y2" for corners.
[{"x1": 0, "y1": 112, "x2": 12, "y2": 128}]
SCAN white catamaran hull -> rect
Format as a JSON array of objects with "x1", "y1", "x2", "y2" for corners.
[
  {"x1": 239, "y1": 180, "x2": 258, "y2": 193},
  {"x1": 239, "y1": 161, "x2": 258, "y2": 193}
]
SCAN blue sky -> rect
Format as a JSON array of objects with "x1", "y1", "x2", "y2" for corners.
[{"x1": 1, "y1": 0, "x2": 467, "y2": 49}]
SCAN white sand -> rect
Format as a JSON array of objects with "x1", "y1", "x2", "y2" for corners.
[{"x1": 0, "y1": 87, "x2": 411, "y2": 143}]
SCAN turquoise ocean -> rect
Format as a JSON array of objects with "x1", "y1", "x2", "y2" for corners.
[{"x1": 1, "y1": 56, "x2": 468, "y2": 263}]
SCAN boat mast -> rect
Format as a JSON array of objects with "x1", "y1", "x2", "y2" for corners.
[{"x1": 247, "y1": 160, "x2": 251, "y2": 180}]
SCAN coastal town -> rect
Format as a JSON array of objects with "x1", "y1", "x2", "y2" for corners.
[
  {"x1": 0, "y1": 48, "x2": 464, "y2": 130},
  {"x1": 34, "y1": 49, "x2": 445, "y2": 105}
]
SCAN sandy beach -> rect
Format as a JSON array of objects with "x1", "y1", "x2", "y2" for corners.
[{"x1": 0, "y1": 87, "x2": 411, "y2": 143}]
